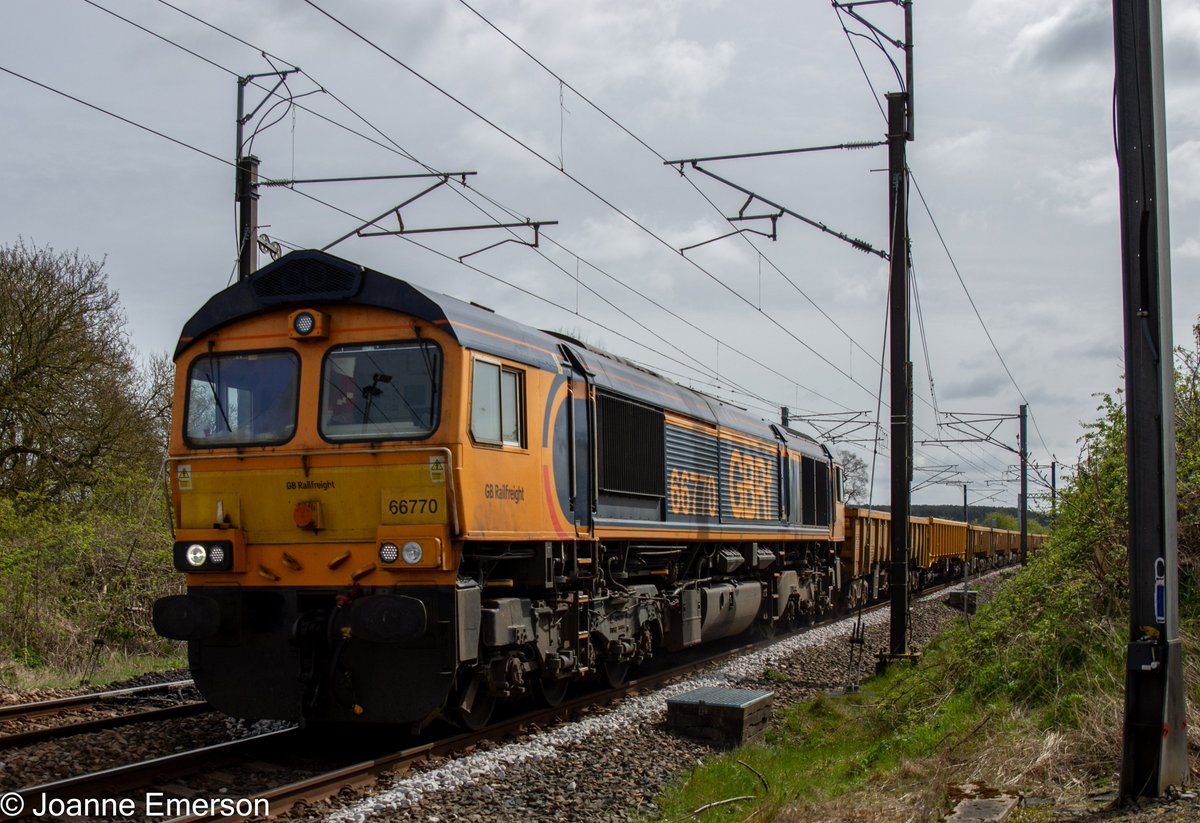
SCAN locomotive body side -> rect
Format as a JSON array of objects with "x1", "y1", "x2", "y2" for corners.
[{"x1": 153, "y1": 251, "x2": 847, "y2": 728}]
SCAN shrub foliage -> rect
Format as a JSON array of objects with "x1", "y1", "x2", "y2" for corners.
[{"x1": 0, "y1": 241, "x2": 177, "y2": 675}]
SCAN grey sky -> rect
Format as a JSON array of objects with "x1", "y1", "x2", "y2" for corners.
[{"x1": 3, "y1": 0, "x2": 1198, "y2": 508}]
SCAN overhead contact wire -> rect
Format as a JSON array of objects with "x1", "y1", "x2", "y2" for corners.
[
  {"x1": 136, "y1": 0, "x2": 806, "y2": 412},
  {"x1": 299, "y1": 0, "x2": 888, "y2": 408}
]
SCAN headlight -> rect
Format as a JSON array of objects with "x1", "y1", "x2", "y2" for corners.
[
  {"x1": 292, "y1": 311, "x2": 315, "y2": 336},
  {"x1": 173, "y1": 540, "x2": 234, "y2": 572},
  {"x1": 401, "y1": 541, "x2": 423, "y2": 565},
  {"x1": 379, "y1": 542, "x2": 399, "y2": 563}
]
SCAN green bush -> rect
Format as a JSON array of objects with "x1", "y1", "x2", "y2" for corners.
[
  {"x1": 0, "y1": 242, "x2": 178, "y2": 680},
  {"x1": 0, "y1": 472, "x2": 179, "y2": 672}
]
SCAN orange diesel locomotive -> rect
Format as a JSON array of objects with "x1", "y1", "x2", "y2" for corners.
[{"x1": 152, "y1": 250, "x2": 1032, "y2": 729}]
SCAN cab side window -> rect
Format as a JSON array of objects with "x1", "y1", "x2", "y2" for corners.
[{"x1": 471, "y1": 358, "x2": 524, "y2": 447}]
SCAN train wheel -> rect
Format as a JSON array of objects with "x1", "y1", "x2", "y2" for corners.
[
  {"x1": 455, "y1": 677, "x2": 495, "y2": 731},
  {"x1": 536, "y1": 675, "x2": 570, "y2": 707},
  {"x1": 602, "y1": 658, "x2": 630, "y2": 689}
]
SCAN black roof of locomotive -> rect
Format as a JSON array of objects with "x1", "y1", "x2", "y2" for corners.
[
  {"x1": 177, "y1": 249, "x2": 561, "y2": 369},
  {"x1": 176, "y1": 250, "x2": 828, "y2": 457}
]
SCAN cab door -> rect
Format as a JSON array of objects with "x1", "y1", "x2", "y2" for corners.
[{"x1": 558, "y1": 345, "x2": 594, "y2": 537}]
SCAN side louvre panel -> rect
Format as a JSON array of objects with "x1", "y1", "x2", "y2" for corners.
[
  {"x1": 720, "y1": 439, "x2": 780, "y2": 524},
  {"x1": 664, "y1": 424, "x2": 720, "y2": 523}
]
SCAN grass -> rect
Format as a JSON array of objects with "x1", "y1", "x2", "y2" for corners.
[
  {"x1": 657, "y1": 658, "x2": 999, "y2": 822},
  {"x1": 654, "y1": 547, "x2": 1200, "y2": 822},
  {"x1": 0, "y1": 645, "x2": 186, "y2": 691}
]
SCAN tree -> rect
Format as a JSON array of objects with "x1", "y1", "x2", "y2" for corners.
[
  {"x1": 0, "y1": 241, "x2": 170, "y2": 502},
  {"x1": 838, "y1": 449, "x2": 869, "y2": 505},
  {"x1": 982, "y1": 510, "x2": 1019, "y2": 531},
  {"x1": 0, "y1": 241, "x2": 176, "y2": 671}
]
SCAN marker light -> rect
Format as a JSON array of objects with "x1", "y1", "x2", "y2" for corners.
[
  {"x1": 287, "y1": 309, "x2": 327, "y2": 340},
  {"x1": 292, "y1": 312, "x2": 315, "y2": 336},
  {"x1": 379, "y1": 542, "x2": 399, "y2": 563},
  {"x1": 208, "y1": 545, "x2": 226, "y2": 565},
  {"x1": 401, "y1": 541, "x2": 423, "y2": 565},
  {"x1": 186, "y1": 544, "x2": 208, "y2": 567}
]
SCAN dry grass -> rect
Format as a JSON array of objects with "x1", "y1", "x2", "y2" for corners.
[
  {"x1": 0, "y1": 646, "x2": 185, "y2": 691},
  {"x1": 769, "y1": 668, "x2": 1200, "y2": 823}
]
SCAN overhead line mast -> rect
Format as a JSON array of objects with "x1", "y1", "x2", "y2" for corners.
[
  {"x1": 882, "y1": 87, "x2": 915, "y2": 666},
  {"x1": 668, "y1": 0, "x2": 917, "y2": 662},
  {"x1": 831, "y1": 0, "x2": 917, "y2": 667},
  {"x1": 236, "y1": 69, "x2": 297, "y2": 281},
  {"x1": 1112, "y1": 0, "x2": 1188, "y2": 797}
]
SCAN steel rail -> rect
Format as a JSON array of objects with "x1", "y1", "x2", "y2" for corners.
[
  {"x1": 9, "y1": 728, "x2": 298, "y2": 816},
  {"x1": 0, "y1": 679, "x2": 195, "y2": 721},
  {"x1": 0, "y1": 701, "x2": 213, "y2": 750}
]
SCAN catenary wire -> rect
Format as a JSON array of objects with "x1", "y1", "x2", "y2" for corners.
[
  {"x1": 833, "y1": 4, "x2": 1046, "y2": 476},
  {"x1": 119, "y1": 0, "x2": 831, "y2": 414},
  {"x1": 448, "y1": 0, "x2": 1015, "y2": 482},
  {"x1": 455, "y1": 0, "x2": 891, "y2": 383},
  {"x1": 129, "y1": 0, "x2": 993, "y2": 477},
  {"x1": 70, "y1": 1, "x2": 1010, "y2": 484},
  {"x1": 0, "y1": 60, "x2": 754, "y2": 407},
  {"x1": 298, "y1": 0, "x2": 893, "y2": 406},
  {"x1": 909, "y1": 171, "x2": 1053, "y2": 457},
  {"x1": 0, "y1": 64, "x2": 231, "y2": 168}
]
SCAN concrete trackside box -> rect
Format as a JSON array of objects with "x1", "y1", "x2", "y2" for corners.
[{"x1": 666, "y1": 687, "x2": 774, "y2": 748}]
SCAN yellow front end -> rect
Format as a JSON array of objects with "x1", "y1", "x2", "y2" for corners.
[{"x1": 153, "y1": 305, "x2": 472, "y2": 725}]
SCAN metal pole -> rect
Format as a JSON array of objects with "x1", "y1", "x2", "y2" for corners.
[
  {"x1": 1051, "y1": 461, "x2": 1057, "y2": 520},
  {"x1": 903, "y1": 0, "x2": 914, "y2": 140},
  {"x1": 887, "y1": 91, "x2": 911, "y2": 660},
  {"x1": 1019, "y1": 404, "x2": 1028, "y2": 566},
  {"x1": 1113, "y1": 0, "x2": 1188, "y2": 797},
  {"x1": 235, "y1": 75, "x2": 257, "y2": 282},
  {"x1": 962, "y1": 483, "x2": 971, "y2": 620},
  {"x1": 236, "y1": 155, "x2": 259, "y2": 281}
]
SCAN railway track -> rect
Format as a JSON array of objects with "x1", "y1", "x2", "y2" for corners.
[
  {"x1": 2, "y1": 576, "x2": 987, "y2": 823},
  {"x1": 6, "y1": 648, "x2": 751, "y2": 823},
  {"x1": 0, "y1": 680, "x2": 210, "y2": 750},
  {"x1": 0, "y1": 680, "x2": 195, "y2": 721}
]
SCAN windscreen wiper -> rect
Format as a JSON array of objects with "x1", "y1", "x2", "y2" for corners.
[{"x1": 204, "y1": 363, "x2": 233, "y2": 434}]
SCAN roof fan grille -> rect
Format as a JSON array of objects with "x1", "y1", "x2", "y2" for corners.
[{"x1": 252, "y1": 259, "x2": 361, "y2": 304}]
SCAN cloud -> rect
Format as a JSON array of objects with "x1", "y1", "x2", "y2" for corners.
[
  {"x1": 1042, "y1": 155, "x2": 1117, "y2": 225},
  {"x1": 1007, "y1": 0, "x2": 1111, "y2": 73},
  {"x1": 1169, "y1": 140, "x2": 1200, "y2": 204},
  {"x1": 1175, "y1": 237, "x2": 1200, "y2": 259},
  {"x1": 922, "y1": 129, "x2": 993, "y2": 175},
  {"x1": 1165, "y1": 5, "x2": 1200, "y2": 76},
  {"x1": 649, "y1": 39, "x2": 736, "y2": 116}
]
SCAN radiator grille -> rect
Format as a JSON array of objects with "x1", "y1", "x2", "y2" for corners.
[
  {"x1": 252, "y1": 258, "x2": 362, "y2": 304},
  {"x1": 597, "y1": 393, "x2": 665, "y2": 497}
]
